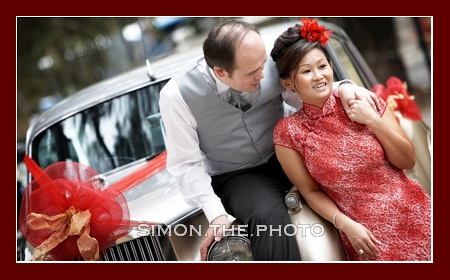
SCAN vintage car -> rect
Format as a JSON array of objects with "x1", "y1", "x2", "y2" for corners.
[{"x1": 17, "y1": 18, "x2": 431, "y2": 262}]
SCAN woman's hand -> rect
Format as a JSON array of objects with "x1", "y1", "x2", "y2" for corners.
[
  {"x1": 342, "y1": 219, "x2": 382, "y2": 260},
  {"x1": 338, "y1": 83, "x2": 380, "y2": 113},
  {"x1": 347, "y1": 92, "x2": 380, "y2": 124}
]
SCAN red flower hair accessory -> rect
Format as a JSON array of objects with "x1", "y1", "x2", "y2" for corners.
[{"x1": 300, "y1": 17, "x2": 333, "y2": 46}]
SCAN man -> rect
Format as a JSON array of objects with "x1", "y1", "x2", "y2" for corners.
[{"x1": 159, "y1": 19, "x2": 379, "y2": 261}]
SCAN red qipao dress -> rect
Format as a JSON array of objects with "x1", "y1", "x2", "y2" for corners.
[{"x1": 273, "y1": 94, "x2": 431, "y2": 261}]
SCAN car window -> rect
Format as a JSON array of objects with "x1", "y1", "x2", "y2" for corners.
[
  {"x1": 32, "y1": 80, "x2": 168, "y2": 174},
  {"x1": 329, "y1": 37, "x2": 365, "y2": 86}
]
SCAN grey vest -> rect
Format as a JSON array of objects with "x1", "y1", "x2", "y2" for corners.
[{"x1": 175, "y1": 58, "x2": 285, "y2": 175}]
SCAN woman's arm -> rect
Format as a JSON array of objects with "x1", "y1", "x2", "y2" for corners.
[
  {"x1": 348, "y1": 92, "x2": 416, "y2": 170},
  {"x1": 275, "y1": 145, "x2": 338, "y2": 221},
  {"x1": 275, "y1": 145, "x2": 380, "y2": 259}
]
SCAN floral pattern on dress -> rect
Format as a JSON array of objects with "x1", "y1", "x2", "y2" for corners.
[{"x1": 274, "y1": 95, "x2": 431, "y2": 261}]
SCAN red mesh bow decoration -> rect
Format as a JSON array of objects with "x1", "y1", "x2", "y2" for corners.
[
  {"x1": 19, "y1": 152, "x2": 166, "y2": 261},
  {"x1": 371, "y1": 76, "x2": 422, "y2": 121}
]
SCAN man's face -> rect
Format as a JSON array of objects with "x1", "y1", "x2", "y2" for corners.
[{"x1": 220, "y1": 31, "x2": 267, "y2": 93}]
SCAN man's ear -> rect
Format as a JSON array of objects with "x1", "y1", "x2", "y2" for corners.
[
  {"x1": 280, "y1": 79, "x2": 293, "y2": 90},
  {"x1": 213, "y1": 66, "x2": 227, "y2": 78}
]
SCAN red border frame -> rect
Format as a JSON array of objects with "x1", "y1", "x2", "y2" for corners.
[{"x1": 12, "y1": 5, "x2": 440, "y2": 276}]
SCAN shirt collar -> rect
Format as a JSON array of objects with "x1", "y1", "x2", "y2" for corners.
[{"x1": 215, "y1": 75, "x2": 230, "y2": 96}]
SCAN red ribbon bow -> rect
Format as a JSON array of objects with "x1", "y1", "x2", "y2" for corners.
[
  {"x1": 371, "y1": 76, "x2": 422, "y2": 121},
  {"x1": 20, "y1": 151, "x2": 166, "y2": 261}
]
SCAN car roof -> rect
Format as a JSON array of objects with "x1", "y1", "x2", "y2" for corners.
[{"x1": 26, "y1": 19, "x2": 348, "y2": 144}]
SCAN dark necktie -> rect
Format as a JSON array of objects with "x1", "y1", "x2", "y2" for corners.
[{"x1": 229, "y1": 88, "x2": 251, "y2": 112}]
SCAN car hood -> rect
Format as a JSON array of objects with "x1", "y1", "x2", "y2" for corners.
[{"x1": 102, "y1": 152, "x2": 199, "y2": 227}]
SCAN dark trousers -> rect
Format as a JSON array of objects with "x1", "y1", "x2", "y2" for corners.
[{"x1": 211, "y1": 154, "x2": 301, "y2": 261}]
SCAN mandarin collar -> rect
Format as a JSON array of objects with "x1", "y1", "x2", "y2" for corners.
[{"x1": 303, "y1": 95, "x2": 336, "y2": 120}]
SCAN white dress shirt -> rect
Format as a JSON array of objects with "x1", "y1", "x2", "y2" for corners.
[{"x1": 159, "y1": 57, "x2": 353, "y2": 223}]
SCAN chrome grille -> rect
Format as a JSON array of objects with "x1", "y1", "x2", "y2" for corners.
[{"x1": 101, "y1": 234, "x2": 165, "y2": 261}]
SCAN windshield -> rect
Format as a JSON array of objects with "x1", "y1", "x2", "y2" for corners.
[{"x1": 31, "y1": 81, "x2": 167, "y2": 174}]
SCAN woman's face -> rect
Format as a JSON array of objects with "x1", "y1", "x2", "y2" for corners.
[{"x1": 285, "y1": 48, "x2": 333, "y2": 107}]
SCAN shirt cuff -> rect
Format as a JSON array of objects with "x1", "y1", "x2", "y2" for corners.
[
  {"x1": 202, "y1": 197, "x2": 228, "y2": 223},
  {"x1": 332, "y1": 79, "x2": 355, "y2": 97}
]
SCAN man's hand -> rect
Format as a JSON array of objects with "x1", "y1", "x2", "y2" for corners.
[
  {"x1": 200, "y1": 215, "x2": 231, "y2": 261},
  {"x1": 338, "y1": 83, "x2": 380, "y2": 113}
]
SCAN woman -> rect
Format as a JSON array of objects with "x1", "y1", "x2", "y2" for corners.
[{"x1": 270, "y1": 18, "x2": 431, "y2": 261}]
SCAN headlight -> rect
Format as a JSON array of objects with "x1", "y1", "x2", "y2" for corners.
[
  {"x1": 285, "y1": 189, "x2": 302, "y2": 213},
  {"x1": 207, "y1": 229, "x2": 253, "y2": 261}
]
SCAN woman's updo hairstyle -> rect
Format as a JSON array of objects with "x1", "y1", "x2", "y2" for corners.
[
  {"x1": 270, "y1": 18, "x2": 333, "y2": 80},
  {"x1": 270, "y1": 24, "x2": 302, "y2": 63}
]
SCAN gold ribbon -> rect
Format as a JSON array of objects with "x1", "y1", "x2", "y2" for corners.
[
  {"x1": 27, "y1": 205, "x2": 99, "y2": 261},
  {"x1": 386, "y1": 91, "x2": 416, "y2": 120},
  {"x1": 386, "y1": 95, "x2": 399, "y2": 111}
]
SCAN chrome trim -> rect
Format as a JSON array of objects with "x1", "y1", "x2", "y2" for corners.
[{"x1": 102, "y1": 234, "x2": 165, "y2": 261}]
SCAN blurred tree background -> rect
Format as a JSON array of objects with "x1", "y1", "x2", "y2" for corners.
[
  {"x1": 16, "y1": 17, "x2": 224, "y2": 142},
  {"x1": 322, "y1": 17, "x2": 431, "y2": 101},
  {"x1": 17, "y1": 17, "x2": 141, "y2": 142},
  {"x1": 16, "y1": 17, "x2": 431, "y2": 143}
]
